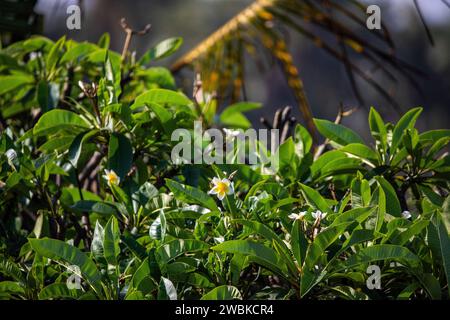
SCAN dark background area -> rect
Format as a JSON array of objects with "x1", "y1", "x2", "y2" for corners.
[{"x1": 33, "y1": 0, "x2": 450, "y2": 139}]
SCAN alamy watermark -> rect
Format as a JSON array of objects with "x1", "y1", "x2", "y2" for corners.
[
  {"x1": 366, "y1": 265, "x2": 381, "y2": 290},
  {"x1": 171, "y1": 122, "x2": 280, "y2": 173},
  {"x1": 66, "y1": 265, "x2": 82, "y2": 290},
  {"x1": 66, "y1": 5, "x2": 81, "y2": 30},
  {"x1": 366, "y1": 5, "x2": 381, "y2": 30}
]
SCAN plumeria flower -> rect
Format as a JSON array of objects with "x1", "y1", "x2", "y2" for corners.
[
  {"x1": 208, "y1": 177, "x2": 234, "y2": 200},
  {"x1": 401, "y1": 210, "x2": 412, "y2": 219},
  {"x1": 103, "y1": 169, "x2": 120, "y2": 187},
  {"x1": 312, "y1": 210, "x2": 327, "y2": 220},
  {"x1": 288, "y1": 211, "x2": 307, "y2": 221}
]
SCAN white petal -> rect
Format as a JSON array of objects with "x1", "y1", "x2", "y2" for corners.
[
  {"x1": 217, "y1": 192, "x2": 226, "y2": 200},
  {"x1": 208, "y1": 187, "x2": 219, "y2": 195},
  {"x1": 288, "y1": 213, "x2": 299, "y2": 220},
  {"x1": 212, "y1": 177, "x2": 220, "y2": 185},
  {"x1": 221, "y1": 178, "x2": 231, "y2": 186}
]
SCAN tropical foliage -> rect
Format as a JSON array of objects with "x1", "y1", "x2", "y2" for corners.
[{"x1": 0, "y1": 31, "x2": 449, "y2": 300}]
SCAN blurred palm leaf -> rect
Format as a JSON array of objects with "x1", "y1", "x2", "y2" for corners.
[{"x1": 171, "y1": 0, "x2": 434, "y2": 138}]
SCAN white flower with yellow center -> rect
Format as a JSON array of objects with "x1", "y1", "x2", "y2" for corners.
[
  {"x1": 312, "y1": 210, "x2": 327, "y2": 220},
  {"x1": 208, "y1": 177, "x2": 234, "y2": 200},
  {"x1": 103, "y1": 169, "x2": 120, "y2": 187},
  {"x1": 288, "y1": 211, "x2": 307, "y2": 221}
]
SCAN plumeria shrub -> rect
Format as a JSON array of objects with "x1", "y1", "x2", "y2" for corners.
[{"x1": 0, "y1": 35, "x2": 449, "y2": 300}]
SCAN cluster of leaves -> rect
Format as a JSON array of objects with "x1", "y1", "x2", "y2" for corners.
[{"x1": 0, "y1": 35, "x2": 449, "y2": 300}]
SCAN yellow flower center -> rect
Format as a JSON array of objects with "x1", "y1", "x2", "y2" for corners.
[
  {"x1": 107, "y1": 172, "x2": 118, "y2": 185},
  {"x1": 216, "y1": 181, "x2": 228, "y2": 195}
]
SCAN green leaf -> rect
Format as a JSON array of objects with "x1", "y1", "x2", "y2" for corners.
[
  {"x1": 130, "y1": 88, "x2": 191, "y2": 110},
  {"x1": 375, "y1": 176, "x2": 401, "y2": 217},
  {"x1": 139, "y1": 37, "x2": 183, "y2": 65},
  {"x1": 201, "y1": 285, "x2": 242, "y2": 300},
  {"x1": 304, "y1": 222, "x2": 353, "y2": 270},
  {"x1": 158, "y1": 277, "x2": 177, "y2": 300},
  {"x1": 157, "y1": 239, "x2": 209, "y2": 264},
  {"x1": 314, "y1": 118, "x2": 364, "y2": 146},
  {"x1": 68, "y1": 129, "x2": 99, "y2": 168},
  {"x1": 219, "y1": 102, "x2": 261, "y2": 129},
  {"x1": 431, "y1": 212, "x2": 450, "y2": 296},
  {"x1": 299, "y1": 183, "x2": 330, "y2": 213},
  {"x1": 234, "y1": 219, "x2": 298, "y2": 275},
  {"x1": 336, "y1": 244, "x2": 422, "y2": 271},
  {"x1": 166, "y1": 179, "x2": 219, "y2": 211},
  {"x1": 91, "y1": 221, "x2": 104, "y2": 260},
  {"x1": 46, "y1": 36, "x2": 66, "y2": 76},
  {"x1": 108, "y1": 132, "x2": 133, "y2": 179},
  {"x1": 419, "y1": 273, "x2": 442, "y2": 300},
  {"x1": 103, "y1": 217, "x2": 120, "y2": 266},
  {"x1": 340, "y1": 143, "x2": 378, "y2": 165},
  {"x1": 294, "y1": 124, "x2": 313, "y2": 157},
  {"x1": 368, "y1": 107, "x2": 387, "y2": 150},
  {"x1": 212, "y1": 240, "x2": 289, "y2": 278},
  {"x1": 128, "y1": 258, "x2": 157, "y2": 296},
  {"x1": 29, "y1": 238, "x2": 103, "y2": 295},
  {"x1": 419, "y1": 129, "x2": 450, "y2": 143},
  {"x1": 33, "y1": 109, "x2": 90, "y2": 137},
  {"x1": 291, "y1": 219, "x2": 308, "y2": 266},
  {"x1": 38, "y1": 283, "x2": 80, "y2": 300},
  {"x1": 0, "y1": 281, "x2": 24, "y2": 295},
  {"x1": 60, "y1": 42, "x2": 97, "y2": 63},
  {"x1": 391, "y1": 107, "x2": 422, "y2": 152},
  {"x1": 391, "y1": 220, "x2": 429, "y2": 245},
  {"x1": 0, "y1": 75, "x2": 33, "y2": 95},
  {"x1": 332, "y1": 207, "x2": 377, "y2": 226},
  {"x1": 71, "y1": 200, "x2": 117, "y2": 216}
]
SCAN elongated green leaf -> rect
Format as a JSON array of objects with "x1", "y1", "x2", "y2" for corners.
[
  {"x1": 29, "y1": 238, "x2": 103, "y2": 295},
  {"x1": 234, "y1": 219, "x2": 298, "y2": 275},
  {"x1": 340, "y1": 143, "x2": 378, "y2": 165},
  {"x1": 0, "y1": 281, "x2": 24, "y2": 295},
  {"x1": 108, "y1": 132, "x2": 133, "y2": 179},
  {"x1": 201, "y1": 285, "x2": 242, "y2": 300},
  {"x1": 157, "y1": 239, "x2": 209, "y2": 264},
  {"x1": 291, "y1": 219, "x2": 308, "y2": 266},
  {"x1": 391, "y1": 220, "x2": 429, "y2": 245},
  {"x1": 304, "y1": 222, "x2": 353, "y2": 270},
  {"x1": 332, "y1": 207, "x2": 377, "y2": 226},
  {"x1": 212, "y1": 240, "x2": 289, "y2": 278},
  {"x1": 46, "y1": 36, "x2": 66, "y2": 75},
  {"x1": 369, "y1": 107, "x2": 387, "y2": 150},
  {"x1": 299, "y1": 183, "x2": 330, "y2": 213},
  {"x1": 139, "y1": 37, "x2": 183, "y2": 65},
  {"x1": 130, "y1": 88, "x2": 191, "y2": 110},
  {"x1": 91, "y1": 221, "x2": 104, "y2": 260},
  {"x1": 314, "y1": 119, "x2": 364, "y2": 146},
  {"x1": 158, "y1": 277, "x2": 177, "y2": 300},
  {"x1": 337, "y1": 244, "x2": 422, "y2": 271},
  {"x1": 103, "y1": 217, "x2": 120, "y2": 266},
  {"x1": 375, "y1": 176, "x2": 401, "y2": 217},
  {"x1": 60, "y1": 42, "x2": 97, "y2": 63},
  {"x1": 128, "y1": 258, "x2": 157, "y2": 296},
  {"x1": 431, "y1": 212, "x2": 450, "y2": 296},
  {"x1": 391, "y1": 107, "x2": 422, "y2": 152},
  {"x1": 71, "y1": 200, "x2": 117, "y2": 216},
  {"x1": 33, "y1": 110, "x2": 90, "y2": 137},
  {"x1": 38, "y1": 283, "x2": 80, "y2": 300},
  {"x1": 166, "y1": 179, "x2": 219, "y2": 211},
  {"x1": 0, "y1": 75, "x2": 33, "y2": 95}
]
